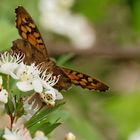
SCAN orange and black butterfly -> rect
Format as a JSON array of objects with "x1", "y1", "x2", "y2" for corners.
[{"x1": 12, "y1": 6, "x2": 109, "y2": 92}]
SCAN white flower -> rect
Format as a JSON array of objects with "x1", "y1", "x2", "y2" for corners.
[
  {"x1": 3, "y1": 127, "x2": 48, "y2": 140},
  {"x1": 0, "y1": 51, "x2": 24, "y2": 78},
  {"x1": 33, "y1": 131, "x2": 48, "y2": 140},
  {"x1": 15, "y1": 97, "x2": 40, "y2": 127},
  {"x1": 16, "y1": 63, "x2": 43, "y2": 93},
  {"x1": 40, "y1": 90, "x2": 63, "y2": 107},
  {"x1": 0, "y1": 89, "x2": 8, "y2": 103},
  {"x1": 0, "y1": 75, "x2": 8, "y2": 103},
  {"x1": 39, "y1": 0, "x2": 95, "y2": 49},
  {"x1": 40, "y1": 71, "x2": 63, "y2": 107},
  {"x1": 65, "y1": 132, "x2": 76, "y2": 140},
  {"x1": 3, "y1": 126, "x2": 32, "y2": 140},
  {"x1": 23, "y1": 98, "x2": 39, "y2": 117},
  {"x1": 65, "y1": 15, "x2": 95, "y2": 49},
  {"x1": 40, "y1": 70, "x2": 59, "y2": 88}
]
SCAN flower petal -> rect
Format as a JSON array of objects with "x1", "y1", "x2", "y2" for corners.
[
  {"x1": 3, "y1": 126, "x2": 32, "y2": 140},
  {"x1": 33, "y1": 131, "x2": 48, "y2": 140},
  {"x1": 10, "y1": 72, "x2": 19, "y2": 80},
  {"x1": 0, "y1": 63, "x2": 18, "y2": 75},
  {"x1": 55, "y1": 89, "x2": 63, "y2": 100},
  {"x1": 65, "y1": 132, "x2": 76, "y2": 140},
  {"x1": 16, "y1": 81, "x2": 33, "y2": 92},
  {"x1": 0, "y1": 89, "x2": 8, "y2": 103},
  {"x1": 32, "y1": 80, "x2": 43, "y2": 93}
]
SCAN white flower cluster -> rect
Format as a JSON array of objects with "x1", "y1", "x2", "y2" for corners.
[
  {"x1": 0, "y1": 51, "x2": 63, "y2": 107},
  {"x1": 0, "y1": 76, "x2": 8, "y2": 103},
  {"x1": 3, "y1": 126, "x2": 48, "y2": 140},
  {"x1": 2, "y1": 87, "x2": 48, "y2": 140},
  {"x1": 39, "y1": 0, "x2": 95, "y2": 49}
]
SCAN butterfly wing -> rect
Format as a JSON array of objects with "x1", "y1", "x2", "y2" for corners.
[
  {"x1": 15, "y1": 6, "x2": 48, "y2": 59},
  {"x1": 12, "y1": 39, "x2": 47, "y2": 64},
  {"x1": 62, "y1": 67, "x2": 109, "y2": 91}
]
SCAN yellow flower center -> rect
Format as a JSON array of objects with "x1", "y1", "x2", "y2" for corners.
[{"x1": 20, "y1": 71, "x2": 30, "y2": 81}]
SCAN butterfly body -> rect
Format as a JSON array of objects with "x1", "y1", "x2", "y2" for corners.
[{"x1": 13, "y1": 6, "x2": 109, "y2": 92}]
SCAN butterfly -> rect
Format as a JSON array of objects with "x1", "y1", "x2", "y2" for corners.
[{"x1": 12, "y1": 6, "x2": 109, "y2": 92}]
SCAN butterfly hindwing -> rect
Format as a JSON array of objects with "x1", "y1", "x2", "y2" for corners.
[
  {"x1": 39, "y1": 62, "x2": 72, "y2": 91},
  {"x1": 12, "y1": 39, "x2": 47, "y2": 64}
]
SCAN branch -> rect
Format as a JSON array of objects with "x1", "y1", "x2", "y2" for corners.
[{"x1": 47, "y1": 41, "x2": 140, "y2": 60}]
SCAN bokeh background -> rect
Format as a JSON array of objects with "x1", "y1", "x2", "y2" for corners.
[{"x1": 1, "y1": 0, "x2": 140, "y2": 140}]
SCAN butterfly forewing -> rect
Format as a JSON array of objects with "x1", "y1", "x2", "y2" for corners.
[
  {"x1": 62, "y1": 67, "x2": 109, "y2": 91},
  {"x1": 15, "y1": 6, "x2": 48, "y2": 59}
]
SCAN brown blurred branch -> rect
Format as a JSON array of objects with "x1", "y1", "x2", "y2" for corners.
[{"x1": 47, "y1": 41, "x2": 140, "y2": 60}]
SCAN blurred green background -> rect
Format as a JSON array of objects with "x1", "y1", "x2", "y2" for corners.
[{"x1": 1, "y1": 0, "x2": 140, "y2": 140}]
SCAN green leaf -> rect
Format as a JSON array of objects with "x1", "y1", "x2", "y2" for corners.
[
  {"x1": 57, "y1": 53, "x2": 75, "y2": 65},
  {"x1": 0, "y1": 20, "x2": 18, "y2": 51},
  {"x1": 25, "y1": 103, "x2": 64, "y2": 128},
  {"x1": 104, "y1": 92, "x2": 140, "y2": 139},
  {"x1": 0, "y1": 129, "x2": 4, "y2": 140},
  {"x1": 26, "y1": 103, "x2": 65, "y2": 135},
  {"x1": 67, "y1": 116, "x2": 104, "y2": 140},
  {"x1": 29, "y1": 121, "x2": 61, "y2": 136}
]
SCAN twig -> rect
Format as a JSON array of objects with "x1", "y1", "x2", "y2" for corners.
[
  {"x1": 7, "y1": 75, "x2": 14, "y2": 129},
  {"x1": 47, "y1": 41, "x2": 140, "y2": 60}
]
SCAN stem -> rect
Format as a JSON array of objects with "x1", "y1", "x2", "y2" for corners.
[
  {"x1": 7, "y1": 75, "x2": 10, "y2": 99},
  {"x1": 7, "y1": 75, "x2": 14, "y2": 129}
]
